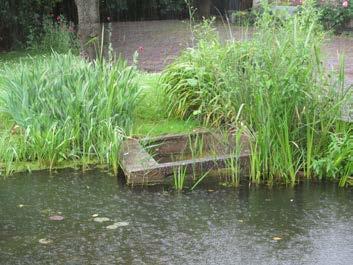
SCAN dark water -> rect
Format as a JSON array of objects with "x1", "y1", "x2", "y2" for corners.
[{"x1": 1, "y1": 170, "x2": 353, "y2": 265}]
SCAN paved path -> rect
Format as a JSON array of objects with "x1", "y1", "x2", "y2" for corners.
[{"x1": 111, "y1": 20, "x2": 353, "y2": 85}]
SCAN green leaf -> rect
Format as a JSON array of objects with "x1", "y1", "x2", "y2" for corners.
[{"x1": 186, "y1": 79, "x2": 198, "y2": 87}]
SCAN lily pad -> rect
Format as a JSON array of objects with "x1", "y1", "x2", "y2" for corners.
[
  {"x1": 49, "y1": 215, "x2": 64, "y2": 221},
  {"x1": 106, "y1": 221, "x2": 129, "y2": 230},
  {"x1": 93, "y1": 217, "x2": 110, "y2": 223},
  {"x1": 39, "y1": 238, "x2": 53, "y2": 245}
]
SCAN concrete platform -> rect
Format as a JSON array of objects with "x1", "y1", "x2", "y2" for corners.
[{"x1": 119, "y1": 131, "x2": 250, "y2": 185}]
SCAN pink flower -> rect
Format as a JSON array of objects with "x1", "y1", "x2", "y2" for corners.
[
  {"x1": 56, "y1": 16, "x2": 61, "y2": 22},
  {"x1": 342, "y1": 0, "x2": 348, "y2": 7},
  {"x1": 138, "y1": 46, "x2": 144, "y2": 53}
]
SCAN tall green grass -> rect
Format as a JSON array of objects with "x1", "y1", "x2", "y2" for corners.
[
  {"x1": 162, "y1": 1, "x2": 351, "y2": 185},
  {"x1": 0, "y1": 53, "x2": 140, "y2": 174}
]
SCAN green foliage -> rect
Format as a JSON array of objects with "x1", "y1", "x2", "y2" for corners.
[
  {"x1": 313, "y1": 131, "x2": 353, "y2": 185},
  {"x1": 318, "y1": 1, "x2": 353, "y2": 33},
  {"x1": 0, "y1": 53, "x2": 140, "y2": 174},
  {"x1": 162, "y1": 1, "x2": 350, "y2": 185}
]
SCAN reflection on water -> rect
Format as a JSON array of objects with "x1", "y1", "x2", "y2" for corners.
[{"x1": 1, "y1": 170, "x2": 353, "y2": 265}]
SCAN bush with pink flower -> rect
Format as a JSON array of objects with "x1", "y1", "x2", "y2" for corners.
[
  {"x1": 319, "y1": 0, "x2": 353, "y2": 33},
  {"x1": 30, "y1": 15, "x2": 79, "y2": 54}
]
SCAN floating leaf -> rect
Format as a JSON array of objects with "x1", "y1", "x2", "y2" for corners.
[
  {"x1": 39, "y1": 238, "x2": 53, "y2": 245},
  {"x1": 106, "y1": 222, "x2": 129, "y2": 230},
  {"x1": 106, "y1": 224, "x2": 119, "y2": 230},
  {"x1": 272, "y1": 236, "x2": 282, "y2": 241},
  {"x1": 49, "y1": 215, "x2": 64, "y2": 221},
  {"x1": 93, "y1": 217, "x2": 110, "y2": 223},
  {"x1": 92, "y1": 214, "x2": 99, "y2": 218}
]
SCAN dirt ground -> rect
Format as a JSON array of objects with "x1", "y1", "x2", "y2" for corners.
[{"x1": 111, "y1": 20, "x2": 353, "y2": 84}]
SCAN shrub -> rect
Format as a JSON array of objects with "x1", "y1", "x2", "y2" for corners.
[
  {"x1": 162, "y1": 1, "x2": 350, "y2": 184},
  {"x1": 0, "y1": 0, "x2": 60, "y2": 49},
  {"x1": 0, "y1": 53, "x2": 140, "y2": 174}
]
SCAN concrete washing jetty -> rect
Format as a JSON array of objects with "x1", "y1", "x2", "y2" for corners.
[{"x1": 119, "y1": 131, "x2": 250, "y2": 185}]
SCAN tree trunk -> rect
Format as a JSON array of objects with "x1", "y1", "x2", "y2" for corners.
[
  {"x1": 198, "y1": 0, "x2": 212, "y2": 18},
  {"x1": 74, "y1": 0, "x2": 100, "y2": 60}
]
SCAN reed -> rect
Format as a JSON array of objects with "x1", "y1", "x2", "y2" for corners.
[
  {"x1": 162, "y1": 1, "x2": 350, "y2": 185},
  {"x1": 226, "y1": 128, "x2": 246, "y2": 187},
  {"x1": 173, "y1": 166, "x2": 187, "y2": 191},
  {"x1": 0, "y1": 52, "x2": 140, "y2": 174}
]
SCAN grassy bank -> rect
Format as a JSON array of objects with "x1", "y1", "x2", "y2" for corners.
[{"x1": 133, "y1": 73, "x2": 200, "y2": 136}]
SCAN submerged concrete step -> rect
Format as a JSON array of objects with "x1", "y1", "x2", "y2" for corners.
[{"x1": 119, "y1": 131, "x2": 251, "y2": 185}]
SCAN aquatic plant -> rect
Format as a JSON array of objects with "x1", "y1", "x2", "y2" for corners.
[
  {"x1": 226, "y1": 128, "x2": 246, "y2": 187},
  {"x1": 162, "y1": 1, "x2": 350, "y2": 185},
  {"x1": 173, "y1": 166, "x2": 187, "y2": 191},
  {"x1": 0, "y1": 52, "x2": 140, "y2": 174}
]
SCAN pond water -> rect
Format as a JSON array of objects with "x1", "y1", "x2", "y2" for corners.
[{"x1": 1, "y1": 170, "x2": 353, "y2": 265}]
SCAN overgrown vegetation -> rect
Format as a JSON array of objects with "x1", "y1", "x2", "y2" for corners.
[
  {"x1": 0, "y1": 53, "x2": 140, "y2": 175},
  {"x1": 162, "y1": 0, "x2": 353, "y2": 186}
]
